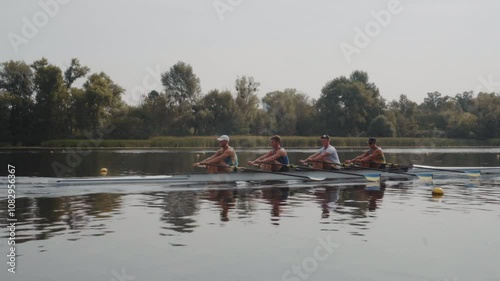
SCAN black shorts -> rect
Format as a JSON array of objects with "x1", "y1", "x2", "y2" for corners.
[{"x1": 279, "y1": 166, "x2": 290, "y2": 172}]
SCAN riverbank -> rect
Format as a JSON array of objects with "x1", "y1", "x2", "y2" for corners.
[{"x1": 1, "y1": 136, "x2": 498, "y2": 149}]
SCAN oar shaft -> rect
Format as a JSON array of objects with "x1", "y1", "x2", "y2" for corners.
[
  {"x1": 412, "y1": 165, "x2": 467, "y2": 174},
  {"x1": 346, "y1": 165, "x2": 418, "y2": 177},
  {"x1": 307, "y1": 159, "x2": 342, "y2": 165},
  {"x1": 240, "y1": 167, "x2": 324, "y2": 181},
  {"x1": 297, "y1": 164, "x2": 371, "y2": 178}
]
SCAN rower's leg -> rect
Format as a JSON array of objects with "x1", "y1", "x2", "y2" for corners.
[
  {"x1": 313, "y1": 162, "x2": 323, "y2": 169},
  {"x1": 261, "y1": 163, "x2": 273, "y2": 171},
  {"x1": 321, "y1": 162, "x2": 332, "y2": 170},
  {"x1": 271, "y1": 160, "x2": 282, "y2": 172},
  {"x1": 207, "y1": 166, "x2": 218, "y2": 174},
  {"x1": 216, "y1": 160, "x2": 231, "y2": 173}
]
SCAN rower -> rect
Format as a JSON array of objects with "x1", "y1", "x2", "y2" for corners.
[
  {"x1": 345, "y1": 137, "x2": 386, "y2": 168},
  {"x1": 299, "y1": 134, "x2": 340, "y2": 170},
  {"x1": 247, "y1": 135, "x2": 289, "y2": 172},
  {"x1": 193, "y1": 135, "x2": 238, "y2": 173}
]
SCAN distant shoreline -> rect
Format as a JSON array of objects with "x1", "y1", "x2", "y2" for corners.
[{"x1": 1, "y1": 136, "x2": 499, "y2": 149}]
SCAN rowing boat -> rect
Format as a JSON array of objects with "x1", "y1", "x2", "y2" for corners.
[{"x1": 55, "y1": 165, "x2": 500, "y2": 186}]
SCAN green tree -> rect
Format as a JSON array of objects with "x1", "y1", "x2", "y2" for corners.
[
  {"x1": 262, "y1": 89, "x2": 315, "y2": 135},
  {"x1": 0, "y1": 60, "x2": 35, "y2": 144},
  {"x1": 387, "y1": 94, "x2": 418, "y2": 137},
  {"x1": 234, "y1": 76, "x2": 260, "y2": 134},
  {"x1": 367, "y1": 115, "x2": 396, "y2": 137},
  {"x1": 472, "y1": 92, "x2": 500, "y2": 138},
  {"x1": 422, "y1": 91, "x2": 449, "y2": 112},
  {"x1": 31, "y1": 58, "x2": 68, "y2": 140},
  {"x1": 198, "y1": 89, "x2": 238, "y2": 135},
  {"x1": 82, "y1": 72, "x2": 125, "y2": 132},
  {"x1": 445, "y1": 111, "x2": 478, "y2": 138},
  {"x1": 140, "y1": 90, "x2": 170, "y2": 136},
  {"x1": 64, "y1": 58, "x2": 90, "y2": 89},
  {"x1": 454, "y1": 91, "x2": 474, "y2": 112},
  {"x1": 107, "y1": 105, "x2": 147, "y2": 139},
  {"x1": 64, "y1": 58, "x2": 90, "y2": 134},
  {"x1": 161, "y1": 61, "x2": 201, "y2": 135},
  {"x1": 317, "y1": 70, "x2": 385, "y2": 136},
  {"x1": 417, "y1": 91, "x2": 453, "y2": 136},
  {"x1": 162, "y1": 61, "x2": 201, "y2": 107}
]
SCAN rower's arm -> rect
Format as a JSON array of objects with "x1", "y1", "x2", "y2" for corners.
[
  {"x1": 364, "y1": 149, "x2": 383, "y2": 162},
  {"x1": 304, "y1": 152, "x2": 320, "y2": 162},
  {"x1": 348, "y1": 151, "x2": 369, "y2": 163},
  {"x1": 262, "y1": 150, "x2": 286, "y2": 162},
  {"x1": 248, "y1": 151, "x2": 272, "y2": 165},
  {"x1": 199, "y1": 149, "x2": 222, "y2": 163},
  {"x1": 315, "y1": 151, "x2": 332, "y2": 160},
  {"x1": 205, "y1": 149, "x2": 232, "y2": 164}
]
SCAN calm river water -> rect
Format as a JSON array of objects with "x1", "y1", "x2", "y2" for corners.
[{"x1": 1, "y1": 148, "x2": 500, "y2": 281}]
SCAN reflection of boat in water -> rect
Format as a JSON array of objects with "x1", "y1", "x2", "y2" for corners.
[{"x1": 53, "y1": 165, "x2": 500, "y2": 185}]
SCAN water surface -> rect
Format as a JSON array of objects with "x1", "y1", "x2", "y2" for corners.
[{"x1": 0, "y1": 149, "x2": 499, "y2": 281}]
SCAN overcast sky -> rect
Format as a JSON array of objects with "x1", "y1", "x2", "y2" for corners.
[{"x1": 1, "y1": 0, "x2": 499, "y2": 105}]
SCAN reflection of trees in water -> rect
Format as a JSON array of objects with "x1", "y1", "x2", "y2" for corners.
[
  {"x1": 0, "y1": 194, "x2": 123, "y2": 244},
  {"x1": 160, "y1": 192, "x2": 199, "y2": 233}
]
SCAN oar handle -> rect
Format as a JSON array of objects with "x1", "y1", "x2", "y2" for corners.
[
  {"x1": 194, "y1": 163, "x2": 239, "y2": 172},
  {"x1": 297, "y1": 164, "x2": 377, "y2": 179},
  {"x1": 253, "y1": 161, "x2": 289, "y2": 167},
  {"x1": 304, "y1": 159, "x2": 343, "y2": 166}
]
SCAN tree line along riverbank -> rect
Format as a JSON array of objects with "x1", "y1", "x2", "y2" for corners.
[{"x1": 1, "y1": 136, "x2": 496, "y2": 149}]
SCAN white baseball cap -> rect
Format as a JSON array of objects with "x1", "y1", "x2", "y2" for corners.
[{"x1": 217, "y1": 135, "x2": 229, "y2": 141}]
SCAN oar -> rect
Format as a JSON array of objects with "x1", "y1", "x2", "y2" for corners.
[
  {"x1": 294, "y1": 164, "x2": 381, "y2": 182},
  {"x1": 346, "y1": 163, "x2": 434, "y2": 181},
  {"x1": 412, "y1": 165, "x2": 480, "y2": 177},
  {"x1": 194, "y1": 163, "x2": 238, "y2": 172},
  {"x1": 345, "y1": 164, "x2": 420, "y2": 177},
  {"x1": 194, "y1": 163, "x2": 324, "y2": 181},
  {"x1": 258, "y1": 160, "x2": 379, "y2": 181},
  {"x1": 239, "y1": 167, "x2": 326, "y2": 181}
]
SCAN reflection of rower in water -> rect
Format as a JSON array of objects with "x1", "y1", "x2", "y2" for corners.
[
  {"x1": 261, "y1": 187, "x2": 289, "y2": 221},
  {"x1": 313, "y1": 186, "x2": 340, "y2": 218},
  {"x1": 206, "y1": 190, "x2": 235, "y2": 222},
  {"x1": 193, "y1": 135, "x2": 238, "y2": 173},
  {"x1": 314, "y1": 184, "x2": 387, "y2": 218},
  {"x1": 247, "y1": 135, "x2": 289, "y2": 171},
  {"x1": 342, "y1": 185, "x2": 386, "y2": 213}
]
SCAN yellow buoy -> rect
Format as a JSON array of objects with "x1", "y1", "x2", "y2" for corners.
[
  {"x1": 100, "y1": 168, "x2": 108, "y2": 176},
  {"x1": 432, "y1": 187, "x2": 444, "y2": 196}
]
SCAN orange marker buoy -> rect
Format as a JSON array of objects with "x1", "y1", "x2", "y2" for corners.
[
  {"x1": 100, "y1": 168, "x2": 108, "y2": 176},
  {"x1": 432, "y1": 187, "x2": 444, "y2": 196}
]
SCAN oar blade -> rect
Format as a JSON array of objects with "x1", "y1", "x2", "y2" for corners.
[
  {"x1": 416, "y1": 173, "x2": 433, "y2": 182},
  {"x1": 364, "y1": 173, "x2": 381, "y2": 182},
  {"x1": 465, "y1": 170, "x2": 481, "y2": 177}
]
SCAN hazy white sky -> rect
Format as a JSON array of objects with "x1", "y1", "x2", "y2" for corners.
[{"x1": 1, "y1": 0, "x2": 499, "y2": 105}]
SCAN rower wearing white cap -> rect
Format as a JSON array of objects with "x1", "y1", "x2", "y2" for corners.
[{"x1": 193, "y1": 135, "x2": 238, "y2": 173}]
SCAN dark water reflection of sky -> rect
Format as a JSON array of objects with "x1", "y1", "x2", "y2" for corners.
[{"x1": 0, "y1": 149, "x2": 500, "y2": 281}]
